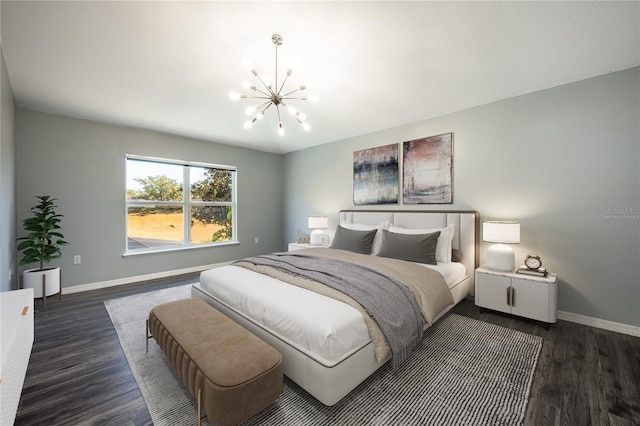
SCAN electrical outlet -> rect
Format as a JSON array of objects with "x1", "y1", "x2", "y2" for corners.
[
  {"x1": 254, "y1": 237, "x2": 259, "y2": 244},
  {"x1": 74, "y1": 255, "x2": 81, "y2": 265}
]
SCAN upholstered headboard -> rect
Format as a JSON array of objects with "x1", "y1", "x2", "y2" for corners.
[{"x1": 339, "y1": 210, "x2": 480, "y2": 287}]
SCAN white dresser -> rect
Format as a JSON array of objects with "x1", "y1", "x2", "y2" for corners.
[{"x1": 1, "y1": 288, "x2": 34, "y2": 425}]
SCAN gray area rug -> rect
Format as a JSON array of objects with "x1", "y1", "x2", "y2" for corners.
[{"x1": 105, "y1": 284, "x2": 542, "y2": 426}]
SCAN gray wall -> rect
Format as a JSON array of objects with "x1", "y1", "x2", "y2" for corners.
[
  {"x1": 0, "y1": 46, "x2": 17, "y2": 292},
  {"x1": 16, "y1": 110, "x2": 284, "y2": 288},
  {"x1": 284, "y1": 67, "x2": 640, "y2": 328}
]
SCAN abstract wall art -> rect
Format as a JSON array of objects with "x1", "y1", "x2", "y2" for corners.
[
  {"x1": 403, "y1": 133, "x2": 453, "y2": 204},
  {"x1": 353, "y1": 143, "x2": 399, "y2": 205}
]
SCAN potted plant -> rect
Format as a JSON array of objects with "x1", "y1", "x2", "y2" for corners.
[{"x1": 17, "y1": 195, "x2": 68, "y2": 303}]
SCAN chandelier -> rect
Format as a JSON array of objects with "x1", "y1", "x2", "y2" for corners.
[{"x1": 229, "y1": 34, "x2": 318, "y2": 136}]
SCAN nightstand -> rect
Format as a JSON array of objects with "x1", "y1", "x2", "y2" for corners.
[
  {"x1": 475, "y1": 266, "x2": 558, "y2": 328},
  {"x1": 288, "y1": 243, "x2": 329, "y2": 251}
]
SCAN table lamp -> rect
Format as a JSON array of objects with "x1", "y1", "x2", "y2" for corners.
[
  {"x1": 308, "y1": 216, "x2": 328, "y2": 245},
  {"x1": 483, "y1": 221, "x2": 520, "y2": 271}
]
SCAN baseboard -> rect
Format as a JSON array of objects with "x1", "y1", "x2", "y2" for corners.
[
  {"x1": 62, "y1": 261, "x2": 233, "y2": 295},
  {"x1": 558, "y1": 310, "x2": 640, "y2": 337}
]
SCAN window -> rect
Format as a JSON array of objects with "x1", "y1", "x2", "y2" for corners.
[{"x1": 125, "y1": 155, "x2": 237, "y2": 253}]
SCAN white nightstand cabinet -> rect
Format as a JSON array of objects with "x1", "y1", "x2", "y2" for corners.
[
  {"x1": 475, "y1": 266, "x2": 557, "y2": 328},
  {"x1": 288, "y1": 243, "x2": 330, "y2": 251}
]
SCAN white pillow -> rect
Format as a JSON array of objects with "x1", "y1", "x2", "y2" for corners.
[
  {"x1": 340, "y1": 221, "x2": 390, "y2": 254},
  {"x1": 387, "y1": 223, "x2": 454, "y2": 263}
]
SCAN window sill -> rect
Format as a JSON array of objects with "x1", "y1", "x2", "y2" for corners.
[{"x1": 123, "y1": 241, "x2": 240, "y2": 257}]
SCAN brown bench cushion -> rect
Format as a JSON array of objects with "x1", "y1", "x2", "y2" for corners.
[{"x1": 149, "y1": 297, "x2": 283, "y2": 426}]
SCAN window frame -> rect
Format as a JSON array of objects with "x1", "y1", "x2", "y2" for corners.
[{"x1": 124, "y1": 154, "x2": 238, "y2": 255}]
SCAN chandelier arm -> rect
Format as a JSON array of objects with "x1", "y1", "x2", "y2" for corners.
[
  {"x1": 277, "y1": 74, "x2": 290, "y2": 95},
  {"x1": 256, "y1": 100, "x2": 272, "y2": 109},
  {"x1": 244, "y1": 95, "x2": 272, "y2": 100},
  {"x1": 249, "y1": 87, "x2": 272, "y2": 97},
  {"x1": 260, "y1": 102, "x2": 274, "y2": 115},
  {"x1": 281, "y1": 87, "x2": 306, "y2": 98},
  {"x1": 253, "y1": 73, "x2": 275, "y2": 95}
]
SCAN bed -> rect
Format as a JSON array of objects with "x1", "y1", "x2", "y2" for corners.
[{"x1": 191, "y1": 210, "x2": 479, "y2": 406}]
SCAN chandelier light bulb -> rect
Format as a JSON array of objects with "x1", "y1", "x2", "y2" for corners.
[
  {"x1": 243, "y1": 58, "x2": 253, "y2": 70},
  {"x1": 244, "y1": 106, "x2": 256, "y2": 116},
  {"x1": 308, "y1": 94, "x2": 319, "y2": 102},
  {"x1": 244, "y1": 120, "x2": 253, "y2": 129},
  {"x1": 302, "y1": 122, "x2": 311, "y2": 131},
  {"x1": 229, "y1": 92, "x2": 241, "y2": 100},
  {"x1": 278, "y1": 122, "x2": 285, "y2": 136}
]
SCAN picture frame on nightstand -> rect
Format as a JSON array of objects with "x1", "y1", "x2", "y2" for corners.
[{"x1": 297, "y1": 230, "x2": 310, "y2": 244}]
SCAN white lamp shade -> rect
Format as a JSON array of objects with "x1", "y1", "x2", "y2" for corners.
[
  {"x1": 483, "y1": 221, "x2": 520, "y2": 243},
  {"x1": 308, "y1": 216, "x2": 328, "y2": 230}
]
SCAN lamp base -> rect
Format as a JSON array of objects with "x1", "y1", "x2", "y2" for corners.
[
  {"x1": 310, "y1": 229, "x2": 325, "y2": 245},
  {"x1": 487, "y1": 244, "x2": 515, "y2": 272}
]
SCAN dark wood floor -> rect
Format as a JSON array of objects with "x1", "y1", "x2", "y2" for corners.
[{"x1": 14, "y1": 275, "x2": 640, "y2": 426}]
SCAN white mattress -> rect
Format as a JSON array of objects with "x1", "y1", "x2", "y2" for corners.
[{"x1": 199, "y1": 261, "x2": 466, "y2": 368}]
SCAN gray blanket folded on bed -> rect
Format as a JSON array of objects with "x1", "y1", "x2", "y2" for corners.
[{"x1": 237, "y1": 253, "x2": 424, "y2": 369}]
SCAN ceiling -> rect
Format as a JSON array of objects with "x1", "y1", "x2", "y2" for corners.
[{"x1": 1, "y1": 1, "x2": 638, "y2": 154}]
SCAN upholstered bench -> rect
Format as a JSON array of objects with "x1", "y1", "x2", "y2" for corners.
[{"x1": 146, "y1": 297, "x2": 283, "y2": 426}]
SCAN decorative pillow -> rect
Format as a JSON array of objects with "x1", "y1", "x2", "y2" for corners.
[
  {"x1": 377, "y1": 230, "x2": 441, "y2": 265},
  {"x1": 451, "y1": 248, "x2": 463, "y2": 262},
  {"x1": 339, "y1": 221, "x2": 389, "y2": 254},
  {"x1": 330, "y1": 226, "x2": 378, "y2": 254},
  {"x1": 388, "y1": 223, "x2": 454, "y2": 263}
]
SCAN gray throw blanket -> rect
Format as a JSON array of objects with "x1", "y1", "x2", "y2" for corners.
[{"x1": 237, "y1": 253, "x2": 424, "y2": 369}]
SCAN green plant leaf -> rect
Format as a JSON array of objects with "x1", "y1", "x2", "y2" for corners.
[{"x1": 17, "y1": 195, "x2": 67, "y2": 270}]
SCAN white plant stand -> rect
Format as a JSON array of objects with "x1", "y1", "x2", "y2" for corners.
[{"x1": 22, "y1": 267, "x2": 62, "y2": 307}]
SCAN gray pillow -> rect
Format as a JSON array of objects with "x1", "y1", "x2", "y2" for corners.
[
  {"x1": 451, "y1": 248, "x2": 463, "y2": 262},
  {"x1": 377, "y1": 229, "x2": 441, "y2": 264},
  {"x1": 330, "y1": 225, "x2": 378, "y2": 254}
]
